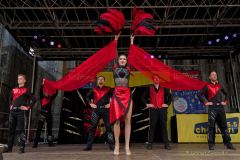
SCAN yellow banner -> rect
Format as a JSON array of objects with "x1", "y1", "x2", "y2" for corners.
[
  {"x1": 177, "y1": 113, "x2": 240, "y2": 142},
  {"x1": 167, "y1": 103, "x2": 174, "y2": 141},
  {"x1": 97, "y1": 71, "x2": 153, "y2": 87}
]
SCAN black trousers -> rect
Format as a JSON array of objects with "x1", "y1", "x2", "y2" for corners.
[
  {"x1": 148, "y1": 108, "x2": 169, "y2": 144},
  {"x1": 86, "y1": 107, "x2": 113, "y2": 147},
  {"x1": 208, "y1": 107, "x2": 231, "y2": 145},
  {"x1": 34, "y1": 108, "x2": 53, "y2": 145},
  {"x1": 7, "y1": 110, "x2": 25, "y2": 150}
]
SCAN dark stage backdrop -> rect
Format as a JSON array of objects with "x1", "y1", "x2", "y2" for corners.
[
  {"x1": 0, "y1": 83, "x2": 11, "y2": 143},
  {"x1": 58, "y1": 89, "x2": 85, "y2": 144},
  {"x1": 58, "y1": 87, "x2": 166, "y2": 144}
]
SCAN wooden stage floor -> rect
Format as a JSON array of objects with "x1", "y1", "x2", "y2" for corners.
[{"x1": 3, "y1": 143, "x2": 240, "y2": 160}]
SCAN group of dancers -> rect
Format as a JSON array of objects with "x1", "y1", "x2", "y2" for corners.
[{"x1": 3, "y1": 33, "x2": 236, "y2": 155}]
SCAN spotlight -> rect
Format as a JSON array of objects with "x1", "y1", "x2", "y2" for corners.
[
  {"x1": 216, "y1": 38, "x2": 220, "y2": 43},
  {"x1": 57, "y1": 44, "x2": 62, "y2": 48},
  {"x1": 33, "y1": 35, "x2": 38, "y2": 40},
  {"x1": 42, "y1": 38, "x2": 46, "y2": 42},
  {"x1": 233, "y1": 33, "x2": 237, "y2": 38},
  {"x1": 150, "y1": 55, "x2": 154, "y2": 59},
  {"x1": 28, "y1": 47, "x2": 34, "y2": 56},
  {"x1": 158, "y1": 55, "x2": 162, "y2": 59},
  {"x1": 50, "y1": 41, "x2": 55, "y2": 46},
  {"x1": 224, "y1": 36, "x2": 229, "y2": 40},
  {"x1": 30, "y1": 47, "x2": 34, "y2": 52},
  {"x1": 208, "y1": 41, "x2": 212, "y2": 45}
]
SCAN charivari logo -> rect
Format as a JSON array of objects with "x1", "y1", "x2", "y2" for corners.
[{"x1": 194, "y1": 117, "x2": 239, "y2": 134}]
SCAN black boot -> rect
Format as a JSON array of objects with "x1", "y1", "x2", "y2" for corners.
[
  {"x1": 208, "y1": 144, "x2": 215, "y2": 150},
  {"x1": 18, "y1": 133, "x2": 26, "y2": 153},
  {"x1": 3, "y1": 145, "x2": 12, "y2": 153},
  {"x1": 108, "y1": 143, "x2": 114, "y2": 151},
  {"x1": 32, "y1": 141, "x2": 38, "y2": 148},
  {"x1": 47, "y1": 135, "x2": 55, "y2": 147},
  {"x1": 18, "y1": 147, "x2": 25, "y2": 154},
  {"x1": 32, "y1": 143, "x2": 38, "y2": 148},
  {"x1": 145, "y1": 142, "x2": 152, "y2": 150},
  {"x1": 83, "y1": 145, "x2": 92, "y2": 151},
  {"x1": 107, "y1": 132, "x2": 114, "y2": 151},
  {"x1": 225, "y1": 143, "x2": 236, "y2": 150},
  {"x1": 164, "y1": 143, "x2": 171, "y2": 150}
]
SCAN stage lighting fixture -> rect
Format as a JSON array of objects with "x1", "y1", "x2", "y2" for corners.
[
  {"x1": 158, "y1": 55, "x2": 162, "y2": 58},
  {"x1": 208, "y1": 41, "x2": 212, "y2": 45},
  {"x1": 57, "y1": 44, "x2": 62, "y2": 48},
  {"x1": 50, "y1": 41, "x2": 55, "y2": 46},
  {"x1": 216, "y1": 38, "x2": 220, "y2": 43},
  {"x1": 233, "y1": 33, "x2": 237, "y2": 38},
  {"x1": 42, "y1": 38, "x2": 46, "y2": 42},
  {"x1": 33, "y1": 35, "x2": 38, "y2": 40},
  {"x1": 28, "y1": 47, "x2": 34, "y2": 56},
  {"x1": 30, "y1": 47, "x2": 34, "y2": 52},
  {"x1": 150, "y1": 55, "x2": 154, "y2": 59},
  {"x1": 224, "y1": 36, "x2": 229, "y2": 40}
]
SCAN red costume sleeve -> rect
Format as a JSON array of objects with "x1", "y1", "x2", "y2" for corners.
[
  {"x1": 128, "y1": 44, "x2": 207, "y2": 90},
  {"x1": 43, "y1": 40, "x2": 117, "y2": 94}
]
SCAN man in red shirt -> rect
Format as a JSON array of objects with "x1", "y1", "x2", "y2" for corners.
[
  {"x1": 3, "y1": 74, "x2": 35, "y2": 153},
  {"x1": 198, "y1": 70, "x2": 236, "y2": 150},
  {"x1": 83, "y1": 76, "x2": 113, "y2": 151},
  {"x1": 141, "y1": 74, "x2": 172, "y2": 150}
]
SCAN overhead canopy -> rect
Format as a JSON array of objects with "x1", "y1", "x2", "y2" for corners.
[{"x1": 0, "y1": 0, "x2": 240, "y2": 60}]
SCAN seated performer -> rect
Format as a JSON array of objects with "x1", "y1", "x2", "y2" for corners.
[
  {"x1": 83, "y1": 76, "x2": 114, "y2": 151},
  {"x1": 141, "y1": 74, "x2": 172, "y2": 150},
  {"x1": 197, "y1": 70, "x2": 236, "y2": 150}
]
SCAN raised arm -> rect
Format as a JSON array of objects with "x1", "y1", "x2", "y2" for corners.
[
  {"x1": 115, "y1": 32, "x2": 121, "y2": 41},
  {"x1": 130, "y1": 35, "x2": 135, "y2": 45}
]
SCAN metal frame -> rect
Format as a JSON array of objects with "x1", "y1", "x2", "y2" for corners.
[{"x1": 0, "y1": 0, "x2": 239, "y2": 59}]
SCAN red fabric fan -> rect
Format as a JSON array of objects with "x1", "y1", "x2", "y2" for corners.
[
  {"x1": 94, "y1": 9, "x2": 125, "y2": 35},
  {"x1": 43, "y1": 40, "x2": 117, "y2": 95},
  {"x1": 128, "y1": 44, "x2": 207, "y2": 90},
  {"x1": 108, "y1": 9, "x2": 125, "y2": 29},
  {"x1": 134, "y1": 26, "x2": 156, "y2": 35},
  {"x1": 131, "y1": 8, "x2": 157, "y2": 36}
]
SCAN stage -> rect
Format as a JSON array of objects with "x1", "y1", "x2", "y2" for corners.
[{"x1": 2, "y1": 143, "x2": 240, "y2": 160}]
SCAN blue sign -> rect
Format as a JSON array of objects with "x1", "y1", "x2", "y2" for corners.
[{"x1": 173, "y1": 90, "x2": 207, "y2": 114}]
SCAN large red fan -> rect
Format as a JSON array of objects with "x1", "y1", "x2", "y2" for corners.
[
  {"x1": 131, "y1": 8, "x2": 158, "y2": 36},
  {"x1": 94, "y1": 9, "x2": 125, "y2": 35}
]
